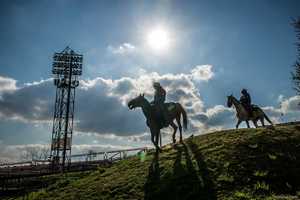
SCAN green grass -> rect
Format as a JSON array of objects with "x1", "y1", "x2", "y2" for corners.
[{"x1": 10, "y1": 124, "x2": 300, "y2": 200}]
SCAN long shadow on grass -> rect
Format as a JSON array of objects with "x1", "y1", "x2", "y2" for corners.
[
  {"x1": 144, "y1": 151, "x2": 160, "y2": 200},
  {"x1": 186, "y1": 140, "x2": 217, "y2": 200},
  {"x1": 144, "y1": 142, "x2": 216, "y2": 200}
]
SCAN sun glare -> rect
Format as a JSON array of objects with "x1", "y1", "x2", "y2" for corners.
[{"x1": 146, "y1": 27, "x2": 171, "y2": 52}]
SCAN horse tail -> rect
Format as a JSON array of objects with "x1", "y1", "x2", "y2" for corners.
[
  {"x1": 258, "y1": 107, "x2": 273, "y2": 125},
  {"x1": 263, "y1": 112, "x2": 273, "y2": 125},
  {"x1": 178, "y1": 103, "x2": 188, "y2": 130}
]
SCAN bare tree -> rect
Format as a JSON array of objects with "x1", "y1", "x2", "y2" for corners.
[{"x1": 292, "y1": 17, "x2": 300, "y2": 93}]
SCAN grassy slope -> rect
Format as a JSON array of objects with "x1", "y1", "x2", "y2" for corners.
[{"x1": 15, "y1": 124, "x2": 300, "y2": 200}]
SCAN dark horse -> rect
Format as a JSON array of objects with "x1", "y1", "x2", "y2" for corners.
[
  {"x1": 128, "y1": 94, "x2": 188, "y2": 151},
  {"x1": 227, "y1": 94, "x2": 273, "y2": 128}
]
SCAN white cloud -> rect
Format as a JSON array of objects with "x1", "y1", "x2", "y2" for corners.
[
  {"x1": 0, "y1": 65, "x2": 214, "y2": 137},
  {"x1": 1, "y1": 66, "x2": 299, "y2": 150},
  {"x1": 1, "y1": 70, "x2": 300, "y2": 161},
  {"x1": 190, "y1": 105, "x2": 235, "y2": 132},
  {"x1": 107, "y1": 43, "x2": 136, "y2": 55},
  {"x1": 190, "y1": 65, "x2": 214, "y2": 81},
  {"x1": 277, "y1": 94, "x2": 285, "y2": 103},
  {"x1": 280, "y1": 95, "x2": 300, "y2": 113},
  {"x1": 0, "y1": 143, "x2": 49, "y2": 163},
  {"x1": 262, "y1": 95, "x2": 300, "y2": 123},
  {"x1": 0, "y1": 76, "x2": 17, "y2": 94}
]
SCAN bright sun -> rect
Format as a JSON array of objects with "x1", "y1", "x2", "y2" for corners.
[{"x1": 146, "y1": 27, "x2": 170, "y2": 52}]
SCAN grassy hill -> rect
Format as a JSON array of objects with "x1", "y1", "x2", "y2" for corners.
[{"x1": 12, "y1": 123, "x2": 300, "y2": 200}]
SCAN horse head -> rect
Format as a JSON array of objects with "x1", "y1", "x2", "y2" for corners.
[
  {"x1": 227, "y1": 94, "x2": 234, "y2": 108},
  {"x1": 128, "y1": 94, "x2": 145, "y2": 110}
]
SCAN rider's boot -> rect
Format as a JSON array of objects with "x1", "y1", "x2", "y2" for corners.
[{"x1": 163, "y1": 110, "x2": 170, "y2": 127}]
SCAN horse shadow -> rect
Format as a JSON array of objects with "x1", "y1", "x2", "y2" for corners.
[
  {"x1": 186, "y1": 140, "x2": 217, "y2": 200},
  {"x1": 144, "y1": 141, "x2": 216, "y2": 200},
  {"x1": 144, "y1": 151, "x2": 161, "y2": 200}
]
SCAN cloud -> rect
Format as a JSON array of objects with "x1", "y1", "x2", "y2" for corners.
[
  {"x1": 189, "y1": 105, "x2": 235, "y2": 132},
  {"x1": 107, "y1": 43, "x2": 136, "y2": 55},
  {"x1": 1, "y1": 66, "x2": 299, "y2": 142},
  {"x1": 280, "y1": 95, "x2": 300, "y2": 113},
  {"x1": 1, "y1": 70, "x2": 300, "y2": 161},
  {"x1": 0, "y1": 76, "x2": 17, "y2": 94},
  {"x1": 205, "y1": 105, "x2": 235, "y2": 127},
  {"x1": 75, "y1": 78, "x2": 145, "y2": 135},
  {"x1": 191, "y1": 65, "x2": 214, "y2": 81},
  {"x1": 0, "y1": 65, "x2": 215, "y2": 137},
  {"x1": 277, "y1": 94, "x2": 285, "y2": 103},
  {"x1": 262, "y1": 95, "x2": 300, "y2": 123},
  {"x1": 0, "y1": 79, "x2": 53, "y2": 122},
  {"x1": 0, "y1": 143, "x2": 50, "y2": 163}
]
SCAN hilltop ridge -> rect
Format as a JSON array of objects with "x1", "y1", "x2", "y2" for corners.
[{"x1": 13, "y1": 123, "x2": 300, "y2": 200}]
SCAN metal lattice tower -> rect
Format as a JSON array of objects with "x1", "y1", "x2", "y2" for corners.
[{"x1": 50, "y1": 47, "x2": 83, "y2": 171}]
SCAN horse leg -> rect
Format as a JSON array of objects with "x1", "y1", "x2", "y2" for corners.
[
  {"x1": 150, "y1": 127, "x2": 161, "y2": 152},
  {"x1": 236, "y1": 119, "x2": 242, "y2": 129},
  {"x1": 156, "y1": 129, "x2": 162, "y2": 152},
  {"x1": 246, "y1": 120, "x2": 250, "y2": 128},
  {"x1": 170, "y1": 121, "x2": 178, "y2": 144},
  {"x1": 253, "y1": 120, "x2": 258, "y2": 128},
  {"x1": 150, "y1": 129, "x2": 156, "y2": 147},
  {"x1": 159, "y1": 131, "x2": 162, "y2": 147},
  {"x1": 176, "y1": 117, "x2": 183, "y2": 143},
  {"x1": 260, "y1": 118, "x2": 265, "y2": 127}
]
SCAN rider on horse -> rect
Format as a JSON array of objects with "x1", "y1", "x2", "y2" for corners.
[
  {"x1": 152, "y1": 82, "x2": 169, "y2": 126},
  {"x1": 240, "y1": 89, "x2": 252, "y2": 117}
]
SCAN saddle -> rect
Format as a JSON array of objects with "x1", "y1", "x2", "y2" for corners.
[
  {"x1": 243, "y1": 104, "x2": 259, "y2": 116},
  {"x1": 151, "y1": 102, "x2": 176, "y2": 128}
]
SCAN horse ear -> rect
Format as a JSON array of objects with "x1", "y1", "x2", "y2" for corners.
[{"x1": 142, "y1": 93, "x2": 145, "y2": 97}]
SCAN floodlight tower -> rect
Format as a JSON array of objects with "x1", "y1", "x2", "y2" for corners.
[{"x1": 50, "y1": 47, "x2": 83, "y2": 171}]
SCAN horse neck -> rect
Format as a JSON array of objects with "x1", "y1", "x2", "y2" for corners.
[
  {"x1": 231, "y1": 96, "x2": 245, "y2": 113},
  {"x1": 141, "y1": 99, "x2": 152, "y2": 119}
]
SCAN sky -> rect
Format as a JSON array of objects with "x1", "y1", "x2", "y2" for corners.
[{"x1": 0, "y1": 0, "x2": 300, "y2": 162}]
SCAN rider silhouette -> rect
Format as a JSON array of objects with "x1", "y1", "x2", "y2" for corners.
[
  {"x1": 240, "y1": 89, "x2": 252, "y2": 117},
  {"x1": 152, "y1": 82, "x2": 169, "y2": 126}
]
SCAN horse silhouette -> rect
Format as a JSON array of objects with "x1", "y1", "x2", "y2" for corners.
[
  {"x1": 227, "y1": 94, "x2": 273, "y2": 129},
  {"x1": 128, "y1": 94, "x2": 188, "y2": 151}
]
